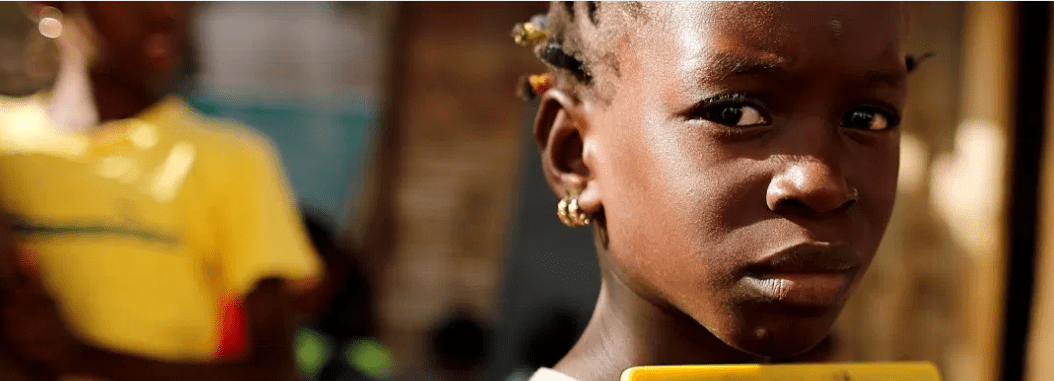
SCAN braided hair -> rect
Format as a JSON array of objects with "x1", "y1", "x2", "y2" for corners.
[
  {"x1": 514, "y1": 2, "x2": 930, "y2": 101},
  {"x1": 514, "y1": 1, "x2": 644, "y2": 101}
]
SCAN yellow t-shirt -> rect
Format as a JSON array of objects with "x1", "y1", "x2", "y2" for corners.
[{"x1": 0, "y1": 94, "x2": 321, "y2": 367}]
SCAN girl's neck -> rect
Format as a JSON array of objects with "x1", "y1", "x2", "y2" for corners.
[{"x1": 554, "y1": 268, "x2": 764, "y2": 381}]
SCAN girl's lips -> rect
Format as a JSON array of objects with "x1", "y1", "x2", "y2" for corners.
[
  {"x1": 742, "y1": 272, "x2": 854, "y2": 307},
  {"x1": 740, "y1": 241, "x2": 861, "y2": 306}
]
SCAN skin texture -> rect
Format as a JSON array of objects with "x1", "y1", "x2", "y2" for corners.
[
  {"x1": 535, "y1": 3, "x2": 906, "y2": 380},
  {"x1": 0, "y1": 2, "x2": 302, "y2": 380}
]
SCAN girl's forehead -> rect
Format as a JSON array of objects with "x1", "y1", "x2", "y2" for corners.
[
  {"x1": 598, "y1": 2, "x2": 906, "y2": 107},
  {"x1": 645, "y1": 2, "x2": 903, "y2": 40},
  {"x1": 634, "y1": 2, "x2": 904, "y2": 71}
]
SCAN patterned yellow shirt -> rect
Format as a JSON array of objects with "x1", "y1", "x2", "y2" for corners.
[{"x1": 0, "y1": 94, "x2": 321, "y2": 369}]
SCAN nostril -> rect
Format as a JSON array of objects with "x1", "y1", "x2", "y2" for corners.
[
  {"x1": 771, "y1": 193, "x2": 857, "y2": 217},
  {"x1": 831, "y1": 197, "x2": 856, "y2": 215},
  {"x1": 829, "y1": 187, "x2": 860, "y2": 215},
  {"x1": 772, "y1": 198, "x2": 814, "y2": 216}
]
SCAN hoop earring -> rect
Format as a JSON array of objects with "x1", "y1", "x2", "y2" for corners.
[
  {"x1": 37, "y1": 6, "x2": 64, "y2": 39},
  {"x1": 557, "y1": 192, "x2": 591, "y2": 227}
]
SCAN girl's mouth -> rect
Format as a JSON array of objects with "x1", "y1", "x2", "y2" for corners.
[
  {"x1": 742, "y1": 272, "x2": 854, "y2": 307},
  {"x1": 740, "y1": 241, "x2": 861, "y2": 307}
]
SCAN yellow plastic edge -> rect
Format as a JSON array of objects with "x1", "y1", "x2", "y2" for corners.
[{"x1": 620, "y1": 362, "x2": 941, "y2": 381}]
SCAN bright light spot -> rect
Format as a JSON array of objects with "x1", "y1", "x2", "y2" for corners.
[
  {"x1": 150, "y1": 142, "x2": 195, "y2": 202},
  {"x1": 930, "y1": 119, "x2": 1006, "y2": 254},
  {"x1": 129, "y1": 123, "x2": 159, "y2": 150},
  {"x1": 38, "y1": 17, "x2": 62, "y2": 39},
  {"x1": 0, "y1": 106, "x2": 88, "y2": 158},
  {"x1": 97, "y1": 156, "x2": 134, "y2": 180}
]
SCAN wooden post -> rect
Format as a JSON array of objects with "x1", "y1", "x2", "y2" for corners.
[{"x1": 951, "y1": 3, "x2": 1015, "y2": 381}]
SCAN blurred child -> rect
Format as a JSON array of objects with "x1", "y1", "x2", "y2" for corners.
[{"x1": 0, "y1": 3, "x2": 320, "y2": 380}]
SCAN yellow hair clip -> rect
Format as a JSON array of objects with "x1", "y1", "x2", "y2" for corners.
[
  {"x1": 528, "y1": 73, "x2": 554, "y2": 95},
  {"x1": 512, "y1": 21, "x2": 549, "y2": 46}
]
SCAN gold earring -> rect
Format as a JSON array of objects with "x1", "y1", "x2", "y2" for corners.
[
  {"x1": 37, "y1": 6, "x2": 64, "y2": 39},
  {"x1": 557, "y1": 192, "x2": 591, "y2": 227}
]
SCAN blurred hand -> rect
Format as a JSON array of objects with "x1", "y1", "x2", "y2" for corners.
[{"x1": 0, "y1": 247, "x2": 84, "y2": 378}]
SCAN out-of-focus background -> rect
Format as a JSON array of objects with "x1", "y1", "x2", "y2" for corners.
[{"x1": 2, "y1": 2, "x2": 1053, "y2": 381}]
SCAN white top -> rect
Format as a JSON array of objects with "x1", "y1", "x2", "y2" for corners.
[{"x1": 529, "y1": 368, "x2": 580, "y2": 381}]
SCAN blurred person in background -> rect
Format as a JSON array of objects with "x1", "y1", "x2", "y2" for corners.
[
  {"x1": 0, "y1": 2, "x2": 320, "y2": 381},
  {"x1": 511, "y1": 2, "x2": 916, "y2": 380},
  {"x1": 296, "y1": 206, "x2": 392, "y2": 381}
]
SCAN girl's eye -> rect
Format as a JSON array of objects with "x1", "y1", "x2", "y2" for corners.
[
  {"x1": 841, "y1": 107, "x2": 897, "y2": 131},
  {"x1": 704, "y1": 104, "x2": 768, "y2": 127}
]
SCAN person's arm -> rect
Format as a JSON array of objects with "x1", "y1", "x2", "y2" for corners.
[
  {"x1": 72, "y1": 278, "x2": 300, "y2": 381},
  {"x1": 0, "y1": 266, "x2": 302, "y2": 381},
  {"x1": 0, "y1": 221, "x2": 57, "y2": 381}
]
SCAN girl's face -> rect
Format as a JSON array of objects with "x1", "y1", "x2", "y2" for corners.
[{"x1": 581, "y1": 2, "x2": 905, "y2": 357}]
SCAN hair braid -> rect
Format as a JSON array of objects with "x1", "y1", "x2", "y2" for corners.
[{"x1": 513, "y1": 1, "x2": 641, "y2": 101}]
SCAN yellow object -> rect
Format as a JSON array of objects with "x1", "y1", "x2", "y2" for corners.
[
  {"x1": 528, "y1": 73, "x2": 554, "y2": 95},
  {"x1": 621, "y1": 362, "x2": 941, "y2": 381},
  {"x1": 0, "y1": 94, "x2": 321, "y2": 370},
  {"x1": 512, "y1": 22, "x2": 549, "y2": 46}
]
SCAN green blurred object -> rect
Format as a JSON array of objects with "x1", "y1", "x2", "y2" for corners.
[
  {"x1": 347, "y1": 338, "x2": 395, "y2": 378},
  {"x1": 296, "y1": 328, "x2": 331, "y2": 380}
]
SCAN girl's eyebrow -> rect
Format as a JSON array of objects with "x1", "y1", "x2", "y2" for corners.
[
  {"x1": 719, "y1": 58, "x2": 787, "y2": 76},
  {"x1": 697, "y1": 54, "x2": 906, "y2": 88},
  {"x1": 697, "y1": 54, "x2": 793, "y2": 81}
]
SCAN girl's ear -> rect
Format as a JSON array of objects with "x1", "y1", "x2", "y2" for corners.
[{"x1": 533, "y1": 88, "x2": 600, "y2": 214}]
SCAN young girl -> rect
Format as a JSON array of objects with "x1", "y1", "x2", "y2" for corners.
[{"x1": 512, "y1": 2, "x2": 912, "y2": 380}]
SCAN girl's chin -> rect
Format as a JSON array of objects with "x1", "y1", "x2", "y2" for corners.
[
  {"x1": 706, "y1": 316, "x2": 838, "y2": 361},
  {"x1": 724, "y1": 329, "x2": 834, "y2": 360}
]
